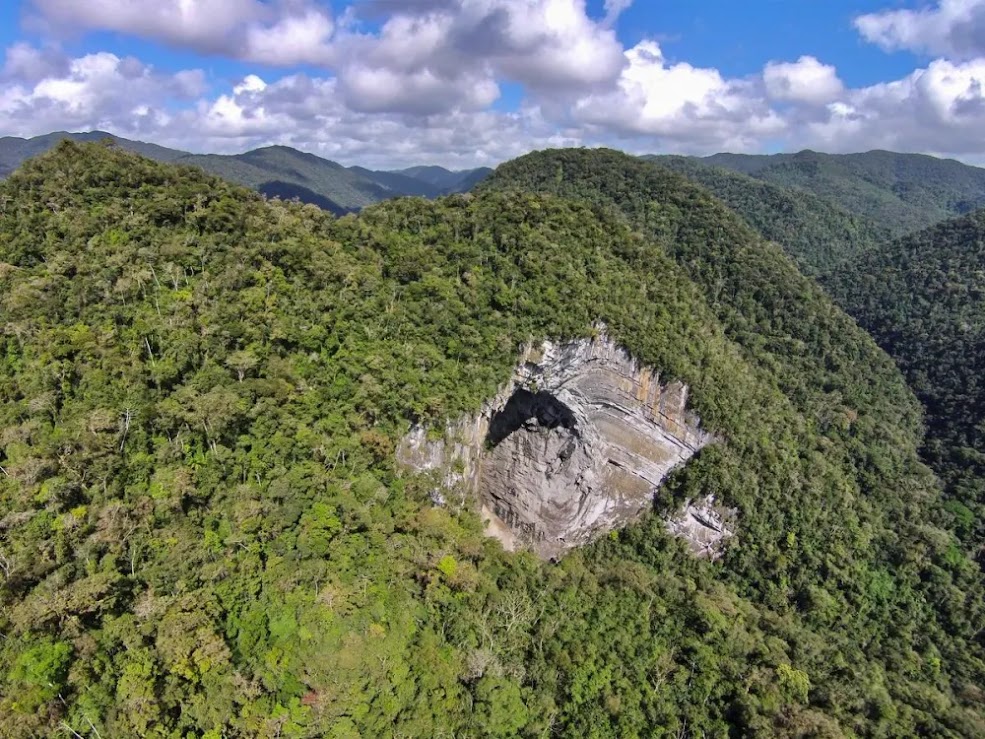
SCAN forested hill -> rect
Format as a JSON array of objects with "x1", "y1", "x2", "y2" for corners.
[
  {"x1": 176, "y1": 146, "x2": 398, "y2": 215},
  {"x1": 687, "y1": 149, "x2": 985, "y2": 236},
  {"x1": 0, "y1": 131, "x2": 188, "y2": 178},
  {"x1": 643, "y1": 154, "x2": 888, "y2": 274},
  {"x1": 0, "y1": 131, "x2": 489, "y2": 213},
  {"x1": 824, "y1": 209, "x2": 985, "y2": 549},
  {"x1": 1, "y1": 141, "x2": 984, "y2": 737}
]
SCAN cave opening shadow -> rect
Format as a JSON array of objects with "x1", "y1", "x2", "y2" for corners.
[{"x1": 485, "y1": 389, "x2": 578, "y2": 448}]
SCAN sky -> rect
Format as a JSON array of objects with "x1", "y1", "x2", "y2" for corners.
[{"x1": 2, "y1": 0, "x2": 985, "y2": 168}]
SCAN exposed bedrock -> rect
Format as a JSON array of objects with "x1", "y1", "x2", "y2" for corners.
[{"x1": 397, "y1": 331, "x2": 729, "y2": 560}]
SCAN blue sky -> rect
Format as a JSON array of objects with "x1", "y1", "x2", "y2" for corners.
[{"x1": 2, "y1": 1, "x2": 985, "y2": 167}]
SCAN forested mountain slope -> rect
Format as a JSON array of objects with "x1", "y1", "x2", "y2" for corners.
[
  {"x1": 346, "y1": 166, "x2": 444, "y2": 198},
  {"x1": 0, "y1": 131, "x2": 188, "y2": 177},
  {"x1": 390, "y1": 165, "x2": 494, "y2": 193},
  {"x1": 695, "y1": 149, "x2": 985, "y2": 236},
  {"x1": 643, "y1": 155, "x2": 888, "y2": 274},
  {"x1": 1, "y1": 142, "x2": 984, "y2": 737},
  {"x1": 179, "y1": 146, "x2": 398, "y2": 215},
  {"x1": 825, "y1": 210, "x2": 985, "y2": 549},
  {"x1": 0, "y1": 131, "x2": 489, "y2": 213}
]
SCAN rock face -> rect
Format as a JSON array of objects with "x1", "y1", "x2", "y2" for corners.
[
  {"x1": 665, "y1": 496, "x2": 735, "y2": 560},
  {"x1": 398, "y1": 332, "x2": 720, "y2": 559}
]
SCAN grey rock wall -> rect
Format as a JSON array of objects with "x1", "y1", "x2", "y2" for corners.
[{"x1": 397, "y1": 331, "x2": 728, "y2": 559}]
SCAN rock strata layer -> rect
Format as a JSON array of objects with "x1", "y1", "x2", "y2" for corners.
[{"x1": 398, "y1": 332, "x2": 721, "y2": 559}]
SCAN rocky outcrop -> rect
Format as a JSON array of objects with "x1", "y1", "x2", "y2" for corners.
[
  {"x1": 665, "y1": 496, "x2": 735, "y2": 560},
  {"x1": 397, "y1": 331, "x2": 725, "y2": 559}
]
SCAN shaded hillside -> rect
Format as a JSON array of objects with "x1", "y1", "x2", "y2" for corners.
[
  {"x1": 1, "y1": 142, "x2": 983, "y2": 737},
  {"x1": 699, "y1": 149, "x2": 985, "y2": 236},
  {"x1": 179, "y1": 146, "x2": 398, "y2": 213},
  {"x1": 825, "y1": 210, "x2": 985, "y2": 548},
  {"x1": 451, "y1": 166, "x2": 494, "y2": 193},
  {"x1": 645, "y1": 155, "x2": 888, "y2": 274},
  {"x1": 347, "y1": 166, "x2": 443, "y2": 198},
  {"x1": 392, "y1": 164, "x2": 493, "y2": 192}
]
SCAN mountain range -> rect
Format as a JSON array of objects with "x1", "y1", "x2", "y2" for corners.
[
  {"x1": 685, "y1": 149, "x2": 985, "y2": 236},
  {"x1": 0, "y1": 131, "x2": 492, "y2": 215}
]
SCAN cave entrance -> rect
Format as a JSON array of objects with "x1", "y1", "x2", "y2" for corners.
[{"x1": 485, "y1": 388, "x2": 578, "y2": 447}]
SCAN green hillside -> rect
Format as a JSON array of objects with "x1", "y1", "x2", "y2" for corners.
[
  {"x1": 0, "y1": 132, "x2": 489, "y2": 213},
  {"x1": 1, "y1": 142, "x2": 983, "y2": 737},
  {"x1": 644, "y1": 155, "x2": 888, "y2": 274},
  {"x1": 347, "y1": 166, "x2": 443, "y2": 198},
  {"x1": 0, "y1": 131, "x2": 188, "y2": 178},
  {"x1": 824, "y1": 210, "x2": 985, "y2": 548},
  {"x1": 180, "y1": 146, "x2": 396, "y2": 214},
  {"x1": 699, "y1": 149, "x2": 985, "y2": 236},
  {"x1": 392, "y1": 164, "x2": 493, "y2": 192}
]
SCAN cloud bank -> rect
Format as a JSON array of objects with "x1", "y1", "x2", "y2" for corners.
[{"x1": 3, "y1": 0, "x2": 985, "y2": 167}]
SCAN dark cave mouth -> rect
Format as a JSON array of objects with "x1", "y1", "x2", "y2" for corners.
[{"x1": 485, "y1": 389, "x2": 578, "y2": 447}]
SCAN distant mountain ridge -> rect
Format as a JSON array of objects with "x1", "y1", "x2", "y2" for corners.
[
  {"x1": 688, "y1": 149, "x2": 985, "y2": 236},
  {"x1": 393, "y1": 164, "x2": 494, "y2": 193},
  {"x1": 644, "y1": 154, "x2": 890, "y2": 275},
  {"x1": 0, "y1": 131, "x2": 490, "y2": 213}
]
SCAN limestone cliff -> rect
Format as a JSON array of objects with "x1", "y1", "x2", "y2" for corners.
[{"x1": 398, "y1": 331, "x2": 728, "y2": 559}]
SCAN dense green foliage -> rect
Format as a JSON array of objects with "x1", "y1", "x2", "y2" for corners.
[
  {"x1": 1, "y1": 142, "x2": 984, "y2": 737},
  {"x1": 825, "y1": 210, "x2": 985, "y2": 551},
  {"x1": 644, "y1": 155, "x2": 887, "y2": 274},
  {"x1": 697, "y1": 149, "x2": 985, "y2": 236}
]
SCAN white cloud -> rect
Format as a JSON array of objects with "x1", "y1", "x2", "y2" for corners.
[
  {"x1": 175, "y1": 71, "x2": 571, "y2": 167},
  {"x1": 571, "y1": 41, "x2": 784, "y2": 151},
  {"x1": 30, "y1": 0, "x2": 625, "y2": 115},
  {"x1": 10, "y1": 1, "x2": 985, "y2": 168},
  {"x1": 244, "y1": 8, "x2": 335, "y2": 66},
  {"x1": 482, "y1": 0, "x2": 627, "y2": 88},
  {"x1": 764, "y1": 56, "x2": 844, "y2": 105},
  {"x1": 0, "y1": 49, "x2": 205, "y2": 137},
  {"x1": 30, "y1": 0, "x2": 337, "y2": 66},
  {"x1": 1, "y1": 42, "x2": 68, "y2": 84},
  {"x1": 805, "y1": 58, "x2": 985, "y2": 156},
  {"x1": 323, "y1": 0, "x2": 627, "y2": 114},
  {"x1": 854, "y1": 0, "x2": 985, "y2": 59},
  {"x1": 603, "y1": 0, "x2": 634, "y2": 26},
  {"x1": 338, "y1": 64, "x2": 500, "y2": 115}
]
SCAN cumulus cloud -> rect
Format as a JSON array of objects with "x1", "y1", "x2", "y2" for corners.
[
  {"x1": 30, "y1": 0, "x2": 625, "y2": 115},
  {"x1": 9, "y1": 0, "x2": 985, "y2": 167},
  {"x1": 30, "y1": 0, "x2": 336, "y2": 66},
  {"x1": 178, "y1": 71, "x2": 573, "y2": 166},
  {"x1": 806, "y1": 58, "x2": 985, "y2": 156},
  {"x1": 1, "y1": 42, "x2": 68, "y2": 84},
  {"x1": 854, "y1": 0, "x2": 985, "y2": 59},
  {"x1": 763, "y1": 56, "x2": 844, "y2": 105},
  {"x1": 571, "y1": 41, "x2": 783, "y2": 151},
  {"x1": 0, "y1": 48, "x2": 205, "y2": 137},
  {"x1": 0, "y1": 43, "x2": 573, "y2": 168},
  {"x1": 326, "y1": 0, "x2": 627, "y2": 114}
]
